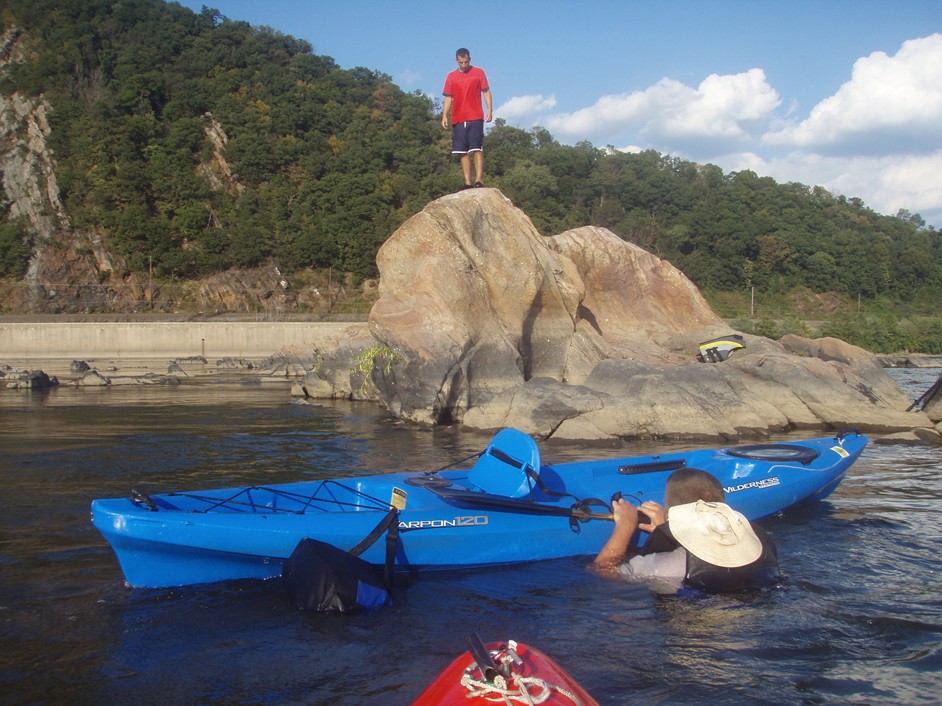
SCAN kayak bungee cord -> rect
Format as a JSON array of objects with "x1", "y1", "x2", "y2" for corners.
[
  {"x1": 131, "y1": 450, "x2": 489, "y2": 515},
  {"x1": 134, "y1": 481, "x2": 395, "y2": 514}
]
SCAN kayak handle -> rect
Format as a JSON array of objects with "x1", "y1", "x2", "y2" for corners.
[{"x1": 131, "y1": 488, "x2": 158, "y2": 512}]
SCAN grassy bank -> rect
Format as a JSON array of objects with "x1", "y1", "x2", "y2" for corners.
[{"x1": 706, "y1": 288, "x2": 942, "y2": 355}]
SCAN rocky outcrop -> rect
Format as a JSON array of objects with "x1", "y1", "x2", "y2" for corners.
[
  {"x1": 874, "y1": 427, "x2": 942, "y2": 445},
  {"x1": 77, "y1": 370, "x2": 111, "y2": 386},
  {"x1": 460, "y1": 336, "x2": 924, "y2": 440},
  {"x1": 545, "y1": 226, "x2": 723, "y2": 376},
  {"x1": 366, "y1": 189, "x2": 724, "y2": 425},
  {"x1": 176, "y1": 267, "x2": 300, "y2": 313},
  {"x1": 0, "y1": 28, "x2": 302, "y2": 315},
  {"x1": 352, "y1": 188, "x2": 933, "y2": 441},
  {"x1": 0, "y1": 27, "x2": 143, "y2": 313},
  {"x1": 293, "y1": 324, "x2": 379, "y2": 400},
  {"x1": 456, "y1": 334, "x2": 924, "y2": 440},
  {"x1": 199, "y1": 113, "x2": 245, "y2": 196},
  {"x1": 4, "y1": 369, "x2": 58, "y2": 390}
]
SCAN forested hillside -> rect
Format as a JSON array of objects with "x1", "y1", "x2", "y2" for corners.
[
  {"x1": 1, "y1": 0, "x2": 941, "y2": 336},
  {"x1": 0, "y1": 0, "x2": 450, "y2": 282}
]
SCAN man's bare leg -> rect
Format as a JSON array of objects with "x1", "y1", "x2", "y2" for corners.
[
  {"x1": 460, "y1": 154, "x2": 472, "y2": 186},
  {"x1": 474, "y1": 151, "x2": 484, "y2": 185}
]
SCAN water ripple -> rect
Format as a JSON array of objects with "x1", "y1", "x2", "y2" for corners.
[{"x1": 1, "y1": 373, "x2": 941, "y2": 704}]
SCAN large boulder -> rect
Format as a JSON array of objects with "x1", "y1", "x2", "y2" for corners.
[
  {"x1": 545, "y1": 226, "x2": 723, "y2": 378},
  {"x1": 362, "y1": 189, "x2": 932, "y2": 440},
  {"x1": 368, "y1": 190, "x2": 723, "y2": 424},
  {"x1": 367, "y1": 189, "x2": 584, "y2": 423}
]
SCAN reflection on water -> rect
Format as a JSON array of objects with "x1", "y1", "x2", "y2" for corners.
[{"x1": 0, "y1": 370, "x2": 940, "y2": 705}]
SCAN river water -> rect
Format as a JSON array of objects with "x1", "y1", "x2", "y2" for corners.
[{"x1": 1, "y1": 369, "x2": 940, "y2": 705}]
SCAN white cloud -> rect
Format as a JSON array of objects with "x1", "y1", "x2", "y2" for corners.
[
  {"x1": 495, "y1": 94, "x2": 557, "y2": 120},
  {"x1": 652, "y1": 69, "x2": 781, "y2": 142},
  {"x1": 545, "y1": 78, "x2": 685, "y2": 138},
  {"x1": 880, "y1": 151, "x2": 942, "y2": 215},
  {"x1": 503, "y1": 34, "x2": 942, "y2": 227},
  {"x1": 764, "y1": 34, "x2": 942, "y2": 154},
  {"x1": 396, "y1": 69, "x2": 422, "y2": 89},
  {"x1": 543, "y1": 69, "x2": 779, "y2": 150}
]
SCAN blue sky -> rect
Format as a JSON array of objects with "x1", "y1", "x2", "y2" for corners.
[{"x1": 175, "y1": 0, "x2": 942, "y2": 227}]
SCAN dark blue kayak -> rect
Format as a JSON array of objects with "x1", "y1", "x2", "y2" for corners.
[{"x1": 91, "y1": 428, "x2": 868, "y2": 588}]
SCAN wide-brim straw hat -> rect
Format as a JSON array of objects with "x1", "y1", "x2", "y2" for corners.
[{"x1": 668, "y1": 500, "x2": 763, "y2": 568}]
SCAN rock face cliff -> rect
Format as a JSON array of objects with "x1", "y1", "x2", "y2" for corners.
[
  {"x1": 0, "y1": 27, "x2": 141, "y2": 312},
  {"x1": 355, "y1": 188, "x2": 929, "y2": 441},
  {"x1": 0, "y1": 27, "x2": 301, "y2": 314}
]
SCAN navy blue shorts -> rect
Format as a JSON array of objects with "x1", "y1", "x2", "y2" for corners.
[{"x1": 451, "y1": 120, "x2": 484, "y2": 153}]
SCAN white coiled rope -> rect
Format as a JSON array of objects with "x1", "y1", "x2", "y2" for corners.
[{"x1": 458, "y1": 643, "x2": 585, "y2": 706}]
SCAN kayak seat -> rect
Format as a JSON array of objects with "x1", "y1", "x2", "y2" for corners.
[{"x1": 468, "y1": 428, "x2": 541, "y2": 498}]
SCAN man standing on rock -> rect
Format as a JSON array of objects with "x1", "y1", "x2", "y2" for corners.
[{"x1": 442, "y1": 47, "x2": 492, "y2": 190}]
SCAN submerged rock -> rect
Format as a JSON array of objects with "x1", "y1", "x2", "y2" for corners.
[
  {"x1": 4, "y1": 369, "x2": 59, "y2": 390},
  {"x1": 76, "y1": 370, "x2": 110, "y2": 386}
]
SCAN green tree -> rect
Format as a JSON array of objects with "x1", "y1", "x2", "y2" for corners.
[
  {"x1": 2, "y1": 0, "x2": 940, "y2": 316},
  {"x1": 0, "y1": 216, "x2": 32, "y2": 277}
]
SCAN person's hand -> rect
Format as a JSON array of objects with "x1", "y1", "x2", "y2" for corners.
[
  {"x1": 611, "y1": 497, "x2": 640, "y2": 534},
  {"x1": 441, "y1": 115, "x2": 449, "y2": 129},
  {"x1": 485, "y1": 109, "x2": 493, "y2": 123},
  {"x1": 639, "y1": 500, "x2": 666, "y2": 532}
]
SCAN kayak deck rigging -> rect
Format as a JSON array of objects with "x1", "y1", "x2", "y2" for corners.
[{"x1": 135, "y1": 480, "x2": 397, "y2": 515}]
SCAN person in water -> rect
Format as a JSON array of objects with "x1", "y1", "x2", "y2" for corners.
[{"x1": 594, "y1": 468, "x2": 780, "y2": 593}]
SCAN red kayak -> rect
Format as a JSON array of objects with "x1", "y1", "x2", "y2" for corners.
[{"x1": 413, "y1": 635, "x2": 599, "y2": 705}]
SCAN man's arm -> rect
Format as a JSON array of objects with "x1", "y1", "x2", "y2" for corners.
[
  {"x1": 441, "y1": 96, "x2": 453, "y2": 128},
  {"x1": 483, "y1": 88, "x2": 493, "y2": 123},
  {"x1": 593, "y1": 498, "x2": 639, "y2": 572}
]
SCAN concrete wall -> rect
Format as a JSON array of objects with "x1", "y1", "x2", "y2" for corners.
[{"x1": 0, "y1": 321, "x2": 365, "y2": 361}]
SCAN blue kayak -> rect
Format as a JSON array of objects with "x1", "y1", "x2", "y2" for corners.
[{"x1": 91, "y1": 428, "x2": 868, "y2": 588}]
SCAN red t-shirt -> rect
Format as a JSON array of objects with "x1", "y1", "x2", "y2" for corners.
[{"x1": 443, "y1": 66, "x2": 489, "y2": 123}]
